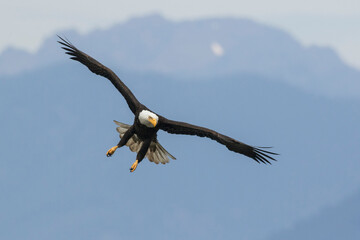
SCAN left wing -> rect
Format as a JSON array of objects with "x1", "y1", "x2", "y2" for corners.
[
  {"x1": 158, "y1": 116, "x2": 278, "y2": 164},
  {"x1": 58, "y1": 36, "x2": 142, "y2": 114}
]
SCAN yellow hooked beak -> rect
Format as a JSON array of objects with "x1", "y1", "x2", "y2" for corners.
[{"x1": 148, "y1": 117, "x2": 157, "y2": 127}]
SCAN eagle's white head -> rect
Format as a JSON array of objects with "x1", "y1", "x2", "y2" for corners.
[{"x1": 139, "y1": 110, "x2": 159, "y2": 128}]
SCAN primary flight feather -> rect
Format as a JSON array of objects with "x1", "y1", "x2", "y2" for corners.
[{"x1": 58, "y1": 36, "x2": 278, "y2": 172}]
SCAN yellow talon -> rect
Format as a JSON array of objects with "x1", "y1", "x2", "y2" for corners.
[
  {"x1": 130, "y1": 160, "x2": 139, "y2": 172},
  {"x1": 106, "y1": 146, "x2": 118, "y2": 157}
]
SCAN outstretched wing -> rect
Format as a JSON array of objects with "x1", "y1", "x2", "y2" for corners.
[
  {"x1": 58, "y1": 36, "x2": 141, "y2": 114},
  {"x1": 158, "y1": 117, "x2": 278, "y2": 164}
]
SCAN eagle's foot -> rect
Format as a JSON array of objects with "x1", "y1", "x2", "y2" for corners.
[
  {"x1": 106, "y1": 146, "x2": 118, "y2": 157},
  {"x1": 130, "y1": 160, "x2": 139, "y2": 172}
]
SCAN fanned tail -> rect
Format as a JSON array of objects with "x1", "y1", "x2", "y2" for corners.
[{"x1": 114, "y1": 120, "x2": 176, "y2": 164}]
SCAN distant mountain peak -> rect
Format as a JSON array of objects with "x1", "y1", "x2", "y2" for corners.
[{"x1": 1, "y1": 14, "x2": 359, "y2": 98}]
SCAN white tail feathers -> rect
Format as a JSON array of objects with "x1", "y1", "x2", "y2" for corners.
[{"x1": 114, "y1": 120, "x2": 176, "y2": 164}]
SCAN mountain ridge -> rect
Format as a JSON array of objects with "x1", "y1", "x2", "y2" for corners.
[{"x1": 1, "y1": 14, "x2": 359, "y2": 98}]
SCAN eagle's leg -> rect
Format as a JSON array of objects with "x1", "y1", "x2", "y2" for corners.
[
  {"x1": 107, "y1": 126, "x2": 135, "y2": 157},
  {"x1": 106, "y1": 146, "x2": 118, "y2": 157},
  {"x1": 130, "y1": 160, "x2": 139, "y2": 172},
  {"x1": 130, "y1": 139, "x2": 152, "y2": 172}
]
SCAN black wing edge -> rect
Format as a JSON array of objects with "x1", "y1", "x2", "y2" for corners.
[
  {"x1": 252, "y1": 146, "x2": 279, "y2": 164},
  {"x1": 57, "y1": 35, "x2": 81, "y2": 61}
]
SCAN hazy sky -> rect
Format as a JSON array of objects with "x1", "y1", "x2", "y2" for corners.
[{"x1": 2, "y1": 0, "x2": 360, "y2": 68}]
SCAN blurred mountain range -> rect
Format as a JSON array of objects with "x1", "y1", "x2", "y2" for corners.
[
  {"x1": 1, "y1": 14, "x2": 359, "y2": 240},
  {"x1": 1, "y1": 14, "x2": 360, "y2": 98}
]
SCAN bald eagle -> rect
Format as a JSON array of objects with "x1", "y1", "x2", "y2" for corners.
[{"x1": 58, "y1": 36, "x2": 278, "y2": 172}]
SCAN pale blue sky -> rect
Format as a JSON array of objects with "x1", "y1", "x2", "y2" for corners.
[{"x1": 2, "y1": 0, "x2": 360, "y2": 68}]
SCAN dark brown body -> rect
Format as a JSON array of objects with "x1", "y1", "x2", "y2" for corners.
[{"x1": 121, "y1": 106, "x2": 160, "y2": 163}]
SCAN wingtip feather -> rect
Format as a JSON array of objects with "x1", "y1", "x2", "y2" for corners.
[{"x1": 252, "y1": 146, "x2": 278, "y2": 164}]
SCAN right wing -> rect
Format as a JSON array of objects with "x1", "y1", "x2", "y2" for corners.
[{"x1": 58, "y1": 36, "x2": 141, "y2": 114}]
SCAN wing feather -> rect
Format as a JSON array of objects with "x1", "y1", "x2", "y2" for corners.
[
  {"x1": 158, "y1": 117, "x2": 278, "y2": 164},
  {"x1": 58, "y1": 36, "x2": 141, "y2": 114}
]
